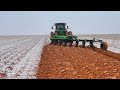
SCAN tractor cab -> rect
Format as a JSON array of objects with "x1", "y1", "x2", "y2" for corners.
[
  {"x1": 51, "y1": 23, "x2": 69, "y2": 31},
  {"x1": 51, "y1": 23, "x2": 68, "y2": 36},
  {"x1": 55, "y1": 23, "x2": 67, "y2": 31}
]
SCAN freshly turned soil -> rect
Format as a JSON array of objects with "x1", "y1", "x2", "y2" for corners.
[{"x1": 37, "y1": 45, "x2": 120, "y2": 79}]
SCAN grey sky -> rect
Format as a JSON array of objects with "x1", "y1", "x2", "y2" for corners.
[{"x1": 0, "y1": 11, "x2": 120, "y2": 35}]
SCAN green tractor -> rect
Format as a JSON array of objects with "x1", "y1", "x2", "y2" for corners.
[
  {"x1": 50, "y1": 23, "x2": 108, "y2": 50},
  {"x1": 50, "y1": 23, "x2": 78, "y2": 47}
]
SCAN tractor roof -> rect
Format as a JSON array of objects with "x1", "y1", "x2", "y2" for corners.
[{"x1": 54, "y1": 23, "x2": 66, "y2": 25}]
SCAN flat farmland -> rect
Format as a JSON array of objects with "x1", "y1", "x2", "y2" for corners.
[{"x1": 0, "y1": 34, "x2": 120, "y2": 79}]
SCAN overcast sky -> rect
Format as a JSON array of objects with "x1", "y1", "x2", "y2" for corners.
[{"x1": 0, "y1": 11, "x2": 120, "y2": 35}]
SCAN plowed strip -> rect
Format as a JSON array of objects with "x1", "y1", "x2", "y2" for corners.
[
  {"x1": 37, "y1": 45, "x2": 120, "y2": 79},
  {"x1": 90, "y1": 48, "x2": 120, "y2": 61}
]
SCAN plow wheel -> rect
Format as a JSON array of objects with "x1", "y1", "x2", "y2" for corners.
[
  {"x1": 82, "y1": 41, "x2": 86, "y2": 48},
  {"x1": 69, "y1": 41, "x2": 73, "y2": 47},
  {"x1": 90, "y1": 42, "x2": 94, "y2": 48},
  {"x1": 100, "y1": 42, "x2": 108, "y2": 50},
  {"x1": 75, "y1": 40, "x2": 79, "y2": 47}
]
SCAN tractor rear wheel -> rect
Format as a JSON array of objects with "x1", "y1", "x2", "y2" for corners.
[
  {"x1": 100, "y1": 42, "x2": 108, "y2": 50},
  {"x1": 68, "y1": 31, "x2": 73, "y2": 36},
  {"x1": 55, "y1": 31, "x2": 58, "y2": 35},
  {"x1": 66, "y1": 32, "x2": 68, "y2": 36},
  {"x1": 51, "y1": 32, "x2": 54, "y2": 37}
]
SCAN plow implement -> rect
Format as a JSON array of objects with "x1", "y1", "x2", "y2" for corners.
[{"x1": 50, "y1": 23, "x2": 108, "y2": 50}]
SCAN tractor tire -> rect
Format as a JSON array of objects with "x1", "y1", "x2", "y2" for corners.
[
  {"x1": 51, "y1": 32, "x2": 54, "y2": 37},
  {"x1": 55, "y1": 31, "x2": 58, "y2": 35},
  {"x1": 100, "y1": 42, "x2": 108, "y2": 50},
  {"x1": 66, "y1": 32, "x2": 68, "y2": 36},
  {"x1": 68, "y1": 31, "x2": 73, "y2": 36}
]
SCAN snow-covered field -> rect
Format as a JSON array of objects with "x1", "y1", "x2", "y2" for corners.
[
  {"x1": 0, "y1": 35, "x2": 50, "y2": 79},
  {"x1": 78, "y1": 34, "x2": 120, "y2": 53}
]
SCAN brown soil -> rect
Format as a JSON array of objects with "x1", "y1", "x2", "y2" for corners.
[
  {"x1": 37, "y1": 45, "x2": 120, "y2": 79},
  {"x1": 0, "y1": 73, "x2": 7, "y2": 79}
]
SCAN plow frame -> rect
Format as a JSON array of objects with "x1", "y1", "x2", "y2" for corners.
[{"x1": 50, "y1": 36, "x2": 108, "y2": 50}]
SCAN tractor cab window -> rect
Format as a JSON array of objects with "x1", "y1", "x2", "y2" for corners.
[{"x1": 56, "y1": 25, "x2": 65, "y2": 30}]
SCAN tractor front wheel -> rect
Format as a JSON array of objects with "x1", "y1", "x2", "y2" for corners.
[{"x1": 53, "y1": 40, "x2": 58, "y2": 45}]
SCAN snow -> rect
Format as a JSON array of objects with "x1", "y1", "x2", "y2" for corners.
[{"x1": 0, "y1": 35, "x2": 50, "y2": 79}]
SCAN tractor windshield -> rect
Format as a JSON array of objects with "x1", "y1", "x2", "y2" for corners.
[{"x1": 56, "y1": 25, "x2": 65, "y2": 30}]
